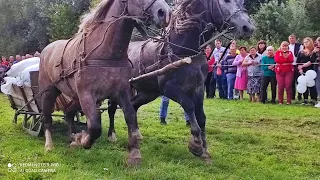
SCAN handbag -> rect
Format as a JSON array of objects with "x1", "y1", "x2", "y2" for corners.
[{"x1": 216, "y1": 66, "x2": 222, "y2": 75}]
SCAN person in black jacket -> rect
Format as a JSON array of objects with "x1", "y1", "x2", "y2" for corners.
[
  {"x1": 297, "y1": 37, "x2": 318, "y2": 105},
  {"x1": 288, "y1": 34, "x2": 304, "y2": 101}
]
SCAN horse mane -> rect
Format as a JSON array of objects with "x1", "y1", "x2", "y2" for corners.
[
  {"x1": 168, "y1": 0, "x2": 205, "y2": 34},
  {"x1": 77, "y1": 0, "x2": 115, "y2": 35}
]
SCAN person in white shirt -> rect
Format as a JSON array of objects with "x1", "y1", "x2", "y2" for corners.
[
  {"x1": 288, "y1": 34, "x2": 304, "y2": 101},
  {"x1": 211, "y1": 39, "x2": 228, "y2": 99}
]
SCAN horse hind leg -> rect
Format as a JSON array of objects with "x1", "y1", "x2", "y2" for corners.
[
  {"x1": 63, "y1": 102, "x2": 81, "y2": 147},
  {"x1": 107, "y1": 100, "x2": 117, "y2": 142},
  {"x1": 130, "y1": 92, "x2": 159, "y2": 140},
  {"x1": 41, "y1": 86, "x2": 60, "y2": 152}
]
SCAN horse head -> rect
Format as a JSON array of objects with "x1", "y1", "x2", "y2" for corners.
[
  {"x1": 128, "y1": 0, "x2": 172, "y2": 28},
  {"x1": 206, "y1": 0, "x2": 254, "y2": 38}
]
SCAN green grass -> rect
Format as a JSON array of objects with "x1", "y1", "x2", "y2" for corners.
[{"x1": 0, "y1": 93, "x2": 320, "y2": 180}]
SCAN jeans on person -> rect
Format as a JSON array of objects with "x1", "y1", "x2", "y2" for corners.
[
  {"x1": 261, "y1": 76, "x2": 277, "y2": 103},
  {"x1": 276, "y1": 72, "x2": 293, "y2": 104},
  {"x1": 216, "y1": 72, "x2": 227, "y2": 99},
  {"x1": 226, "y1": 73, "x2": 236, "y2": 99},
  {"x1": 159, "y1": 96, "x2": 189, "y2": 122}
]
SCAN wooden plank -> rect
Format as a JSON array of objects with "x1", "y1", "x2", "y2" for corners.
[{"x1": 129, "y1": 57, "x2": 192, "y2": 83}]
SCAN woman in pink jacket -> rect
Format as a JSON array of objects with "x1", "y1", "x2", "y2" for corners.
[{"x1": 233, "y1": 46, "x2": 248, "y2": 100}]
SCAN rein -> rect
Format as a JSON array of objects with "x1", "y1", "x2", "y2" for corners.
[{"x1": 215, "y1": 0, "x2": 246, "y2": 32}]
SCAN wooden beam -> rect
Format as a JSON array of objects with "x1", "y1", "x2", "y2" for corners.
[{"x1": 129, "y1": 57, "x2": 192, "y2": 84}]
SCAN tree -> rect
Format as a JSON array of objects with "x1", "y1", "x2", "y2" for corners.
[
  {"x1": 47, "y1": 3, "x2": 82, "y2": 42},
  {"x1": 47, "y1": 0, "x2": 91, "y2": 42},
  {"x1": 305, "y1": 0, "x2": 320, "y2": 37},
  {"x1": 0, "y1": 0, "x2": 90, "y2": 56},
  {"x1": 252, "y1": 0, "x2": 289, "y2": 42}
]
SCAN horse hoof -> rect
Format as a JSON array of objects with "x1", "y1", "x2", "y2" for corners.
[
  {"x1": 201, "y1": 150, "x2": 212, "y2": 165},
  {"x1": 136, "y1": 130, "x2": 143, "y2": 140},
  {"x1": 45, "y1": 144, "x2": 54, "y2": 152},
  {"x1": 108, "y1": 132, "x2": 117, "y2": 142},
  {"x1": 127, "y1": 149, "x2": 142, "y2": 167},
  {"x1": 188, "y1": 137, "x2": 203, "y2": 157},
  {"x1": 69, "y1": 141, "x2": 80, "y2": 148}
]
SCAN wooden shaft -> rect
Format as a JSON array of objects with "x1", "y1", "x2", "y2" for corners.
[{"x1": 129, "y1": 57, "x2": 192, "y2": 83}]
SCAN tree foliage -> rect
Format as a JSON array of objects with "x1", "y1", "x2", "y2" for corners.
[
  {"x1": 0, "y1": 0, "x2": 319, "y2": 57},
  {"x1": 252, "y1": 0, "x2": 289, "y2": 42},
  {"x1": 252, "y1": 0, "x2": 320, "y2": 43},
  {"x1": 47, "y1": 1, "x2": 90, "y2": 42},
  {"x1": 0, "y1": 0, "x2": 89, "y2": 56}
]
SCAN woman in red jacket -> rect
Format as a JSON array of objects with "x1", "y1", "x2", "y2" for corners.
[
  {"x1": 275, "y1": 41, "x2": 294, "y2": 104},
  {"x1": 205, "y1": 45, "x2": 216, "y2": 98}
]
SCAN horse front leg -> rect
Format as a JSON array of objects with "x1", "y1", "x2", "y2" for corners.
[
  {"x1": 118, "y1": 89, "x2": 141, "y2": 166},
  {"x1": 72, "y1": 92, "x2": 101, "y2": 149},
  {"x1": 163, "y1": 83, "x2": 204, "y2": 157},
  {"x1": 192, "y1": 90, "x2": 212, "y2": 164},
  {"x1": 41, "y1": 87, "x2": 60, "y2": 152}
]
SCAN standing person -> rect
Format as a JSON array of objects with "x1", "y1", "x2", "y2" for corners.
[
  {"x1": 212, "y1": 39, "x2": 227, "y2": 99},
  {"x1": 1, "y1": 56, "x2": 9, "y2": 67},
  {"x1": 275, "y1": 41, "x2": 294, "y2": 105},
  {"x1": 159, "y1": 96, "x2": 190, "y2": 126},
  {"x1": 9, "y1": 56, "x2": 14, "y2": 66},
  {"x1": 230, "y1": 40, "x2": 240, "y2": 54},
  {"x1": 314, "y1": 37, "x2": 320, "y2": 107},
  {"x1": 288, "y1": 34, "x2": 304, "y2": 101},
  {"x1": 14, "y1": 55, "x2": 21, "y2": 64},
  {"x1": 233, "y1": 46, "x2": 248, "y2": 100},
  {"x1": 34, "y1": 51, "x2": 41, "y2": 57},
  {"x1": 205, "y1": 45, "x2": 215, "y2": 98},
  {"x1": 297, "y1": 37, "x2": 318, "y2": 105},
  {"x1": 261, "y1": 46, "x2": 277, "y2": 104},
  {"x1": 222, "y1": 46, "x2": 238, "y2": 99},
  {"x1": 242, "y1": 47, "x2": 263, "y2": 102},
  {"x1": 26, "y1": 54, "x2": 33, "y2": 59},
  {"x1": 257, "y1": 40, "x2": 267, "y2": 56},
  {"x1": 230, "y1": 40, "x2": 240, "y2": 99}
]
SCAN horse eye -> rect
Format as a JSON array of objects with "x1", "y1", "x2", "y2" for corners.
[{"x1": 224, "y1": 0, "x2": 231, "y2": 2}]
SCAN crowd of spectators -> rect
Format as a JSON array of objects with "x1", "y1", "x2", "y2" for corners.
[{"x1": 204, "y1": 35, "x2": 320, "y2": 107}]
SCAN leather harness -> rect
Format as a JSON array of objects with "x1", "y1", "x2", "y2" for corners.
[{"x1": 54, "y1": 0, "x2": 158, "y2": 99}]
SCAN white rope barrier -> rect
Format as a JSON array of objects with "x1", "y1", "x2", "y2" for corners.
[{"x1": 209, "y1": 62, "x2": 320, "y2": 67}]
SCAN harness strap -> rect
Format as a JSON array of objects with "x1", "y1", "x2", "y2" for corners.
[{"x1": 144, "y1": 0, "x2": 158, "y2": 13}]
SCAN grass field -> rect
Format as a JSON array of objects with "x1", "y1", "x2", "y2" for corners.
[{"x1": 0, "y1": 93, "x2": 320, "y2": 180}]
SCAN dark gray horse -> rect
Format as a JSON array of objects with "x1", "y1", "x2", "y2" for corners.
[
  {"x1": 107, "y1": 0, "x2": 254, "y2": 163},
  {"x1": 39, "y1": 0, "x2": 171, "y2": 166}
]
